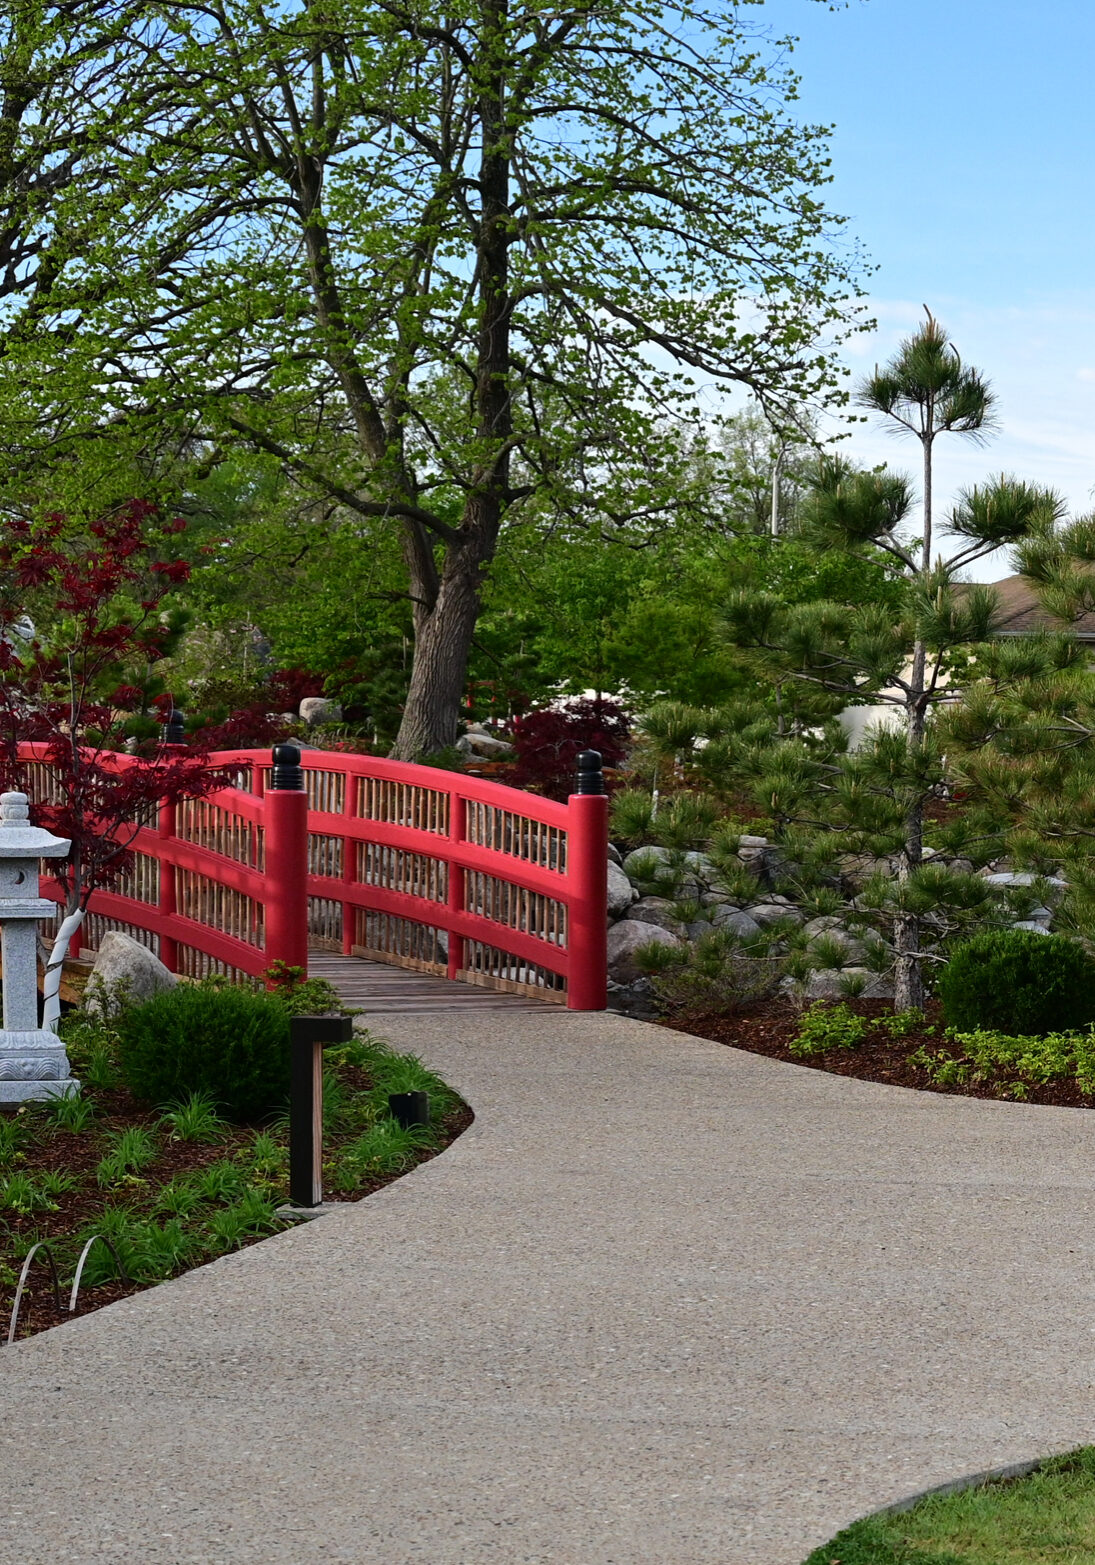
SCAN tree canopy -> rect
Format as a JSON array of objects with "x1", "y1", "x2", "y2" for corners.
[{"x1": 1, "y1": 0, "x2": 870, "y2": 754}]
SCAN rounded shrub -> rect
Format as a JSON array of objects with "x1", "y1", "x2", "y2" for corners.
[
  {"x1": 937, "y1": 929, "x2": 1095, "y2": 1035},
  {"x1": 117, "y1": 981, "x2": 291, "y2": 1121}
]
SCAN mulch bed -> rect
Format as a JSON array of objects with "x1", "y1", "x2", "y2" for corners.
[
  {"x1": 666, "y1": 996, "x2": 1095, "y2": 1110},
  {"x1": 3, "y1": 1081, "x2": 472, "y2": 1342}
]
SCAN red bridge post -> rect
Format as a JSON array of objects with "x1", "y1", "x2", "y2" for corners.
[
  {"x1": 447, "y1": 791, "x2": 466, "y2": 981},
  {"x1": 566, "y1": 750, "x2": 608, "y2": 1011},
  {"x1": 157, "y1": 709, "x2": 187, "y2": 973},
  {"x1": 264, "y1": 743, "x2": 309, "y2": 981}
]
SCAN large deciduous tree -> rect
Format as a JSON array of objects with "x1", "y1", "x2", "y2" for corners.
[{"x1": 7, "y1": 0, "x2": 869, "y2": 756}]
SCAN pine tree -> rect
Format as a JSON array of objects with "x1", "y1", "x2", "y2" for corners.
[{"x1": 715, "y1": 318, "x2": 1062, "y2": 1005}]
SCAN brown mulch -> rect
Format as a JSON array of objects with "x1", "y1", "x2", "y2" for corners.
[
  {"x1": 665, "y1": 996, "x2": 1095, "y2": 1110},
  {"x1": 2, "y1": 1083, "x2": 472, "y2": 1343}
]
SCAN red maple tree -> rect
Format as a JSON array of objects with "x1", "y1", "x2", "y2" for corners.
[{"x1": 0, "y1": 501, "x2": 224, "y2": 1023}]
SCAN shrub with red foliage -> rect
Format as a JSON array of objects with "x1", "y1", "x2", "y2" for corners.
[
  {"x1": 508, "y1": 697, "x2": 630, "y2": 800},
  {"x1": 192, "y1": 667, "x2": 326, "y2": 750},
  {"x1": 0, "y1": 501, "x2": 225, "y2": 920}
]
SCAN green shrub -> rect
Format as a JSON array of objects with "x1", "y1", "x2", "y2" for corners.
[
  {"x1": 117, "y1": 981, "x2": 291, "y2": 1121},
  {"x1": 937, "y1": 929, "x2": 1095, "y2": 1035}
]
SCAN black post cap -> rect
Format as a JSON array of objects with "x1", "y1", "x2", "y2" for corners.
[
  {"x1": 270, "y1": 741, "x2": 304, "y2": 791},
  {"x1": 575, "y1": 749, "x2": 605, "y2": 795},
  {"x1": 160, "y1": 709, "x2": 186, "y2": 745}
]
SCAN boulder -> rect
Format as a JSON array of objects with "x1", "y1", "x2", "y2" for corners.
[
  {"x1": 625, "y1": 897, "x2": 681, "y2": 932},
  {"x1": 606, "y1": 842, "x2": 623, "y2": 867},
  {"x1": 606, "y1": 920, "x2": 681, "y2": 983},
  {"x1": 298, "y1": 696, "x2": 342, "y2": 726},
  {"x1": 682, "y1": 851, "x2": 717, "y2": 886},
  {"x1": 1011, "y1": 920, "x2": 1051, "y2": 935},
  {"x1": 803, "y1": 915, "x2": 876, "y2": 965},
  {"x1": 455, "y1": 732, "x2": 514, "y2": 760},
  {"x1": 87, "y1": 932, "x2": 177, "y2": 1010},
  {"x1": 711, "y1": 907, "x2": 762, "y2": 941},
  {"x1": 621, "y1": 845, "x2": 701, "y2": 898},
  {"x1": 605, "y1": 976, "x2": 659, "y2": 1020},
  {"x1": 622, "y1": 845, "x2": 675, "y2": 877},
  {"x1": 805, "y1": 967, "x2": 894, "y2": 1000},
  {"x1": 744, "y1": 903, "x2": 803, "y2": 927},
  {"x1": 606, "y1": 859, "x2": 638, "y2": 920},
  {"x1": 982, "y1": 870, "x2": 1068, "y2": 899}
]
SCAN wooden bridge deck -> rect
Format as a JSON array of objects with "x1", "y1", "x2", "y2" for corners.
[{"x1": 308, "y1": 952, "x2": 552, "y2": 1014}]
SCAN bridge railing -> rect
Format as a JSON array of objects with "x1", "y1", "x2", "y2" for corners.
[{"x1": 18, "y1": 743, "x2": 609, "y2": 1009}]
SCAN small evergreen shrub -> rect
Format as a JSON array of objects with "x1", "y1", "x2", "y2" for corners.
[
  {"x1": 937, "y1": 929, "x2": 1095, "y2": 1035},
  {"x1": 117, "y1": 981, "x2": 291, "y2": 1121}
]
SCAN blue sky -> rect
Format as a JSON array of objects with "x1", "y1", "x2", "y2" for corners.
[{"x1": 758, "y1": 0, "x2": 1095, "y2": 577}]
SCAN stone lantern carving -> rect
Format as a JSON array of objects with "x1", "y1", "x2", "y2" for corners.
[{"x1": 0, "y1": 793, "x2": 78, "y2": 1101}]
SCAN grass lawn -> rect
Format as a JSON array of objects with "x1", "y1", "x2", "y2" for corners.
[{"x1": 803, "y1": 1449, "x2": 1095, "y2": 1563}]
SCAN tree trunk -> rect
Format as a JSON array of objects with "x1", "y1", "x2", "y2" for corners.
[
  {"x1": 390, "y1": 536, "x2": 491, "y2": 759},
  {"x1": 391, "y1": 0, "x2": 512, "y2": 760},
  {"x1": 894, "y1": 662, "x2": 927, "y2": 1011},
  {"x1": 42, "y1": 907, "x2": 84, "y2": 1033}
]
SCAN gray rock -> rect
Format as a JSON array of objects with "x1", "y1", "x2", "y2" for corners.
[
  {"x1": 621, "y1": 845, "x2": 701, "y2": 898},
  {"x1": 625, "y1": 897, "x2": 682, "y2": 932},
  {"x1": 298, "y1": 696, "x2": 342, "y2": 726},
  {"x1": 806, "y1": 967, "x2": 894, "y2": 1000},
  {"x1": 606, "y1": 860, "x2": 638, "y2": 920},
  {"x1": 622, "y1": 845, "x2": 675, "y2": 877},
  {"x1": 711, "y1": 907, "x2": 762, "y2": 941},
  {"x1": 803, "y1": 916, "x2": 878, "y2": 965},
  {"x1": 744, "y1": 903, "x2": 803, "y2": 927},
  {"x1": 682, "y1": 851, "x2": 717, "y2": 885},
  {"x1": 982, "y1": 870, "x2": 1068, "y2": 898},
  {"x1": 87, "y1": 932, "x2": 176, "y2": 1010},
  {"x1": 1011, "y1": 920, "x2": 1051, "y2": 934},
  {"x1": 606, "y1": 920, "x2": 682, "y2": 984},
  {"x1": 606, "y1": 842, "x2": 623, "y2": 867},
  {"x1": 738, "y1": 834, "x2": 769, "y2": 848},
  {"x1": 684, "y1": 921, "x2": 713, "y2": 941},
  {"x1": 605, "y1": 976, "x2": 659, "y2": 1019},
  {"x1": 455, "y1": 731, "x2": 513, "y2": 759}
]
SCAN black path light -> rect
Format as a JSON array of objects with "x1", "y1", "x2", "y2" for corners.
[
  {"x1": 289, "y1": 1013, "x2": 354, "y2": 1209},
  {"x1": 388, "y1": 1090, "x2": 430, "y2": 1130}
]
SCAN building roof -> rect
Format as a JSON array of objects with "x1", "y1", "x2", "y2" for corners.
[{"x1": 986, "y1": 575, "x2": 1095, "y2": 640}]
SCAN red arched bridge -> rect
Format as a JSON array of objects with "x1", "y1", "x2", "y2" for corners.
[{"x1": 18, "y1": 743, "x2": 609, "y2": 1011}]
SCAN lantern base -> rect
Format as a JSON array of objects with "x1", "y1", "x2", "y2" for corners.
[
  {"x1": 0, "y1": 1029, "x2": 77, "y2": 1103},
  {"x1": 0, "y1": 1077, "x2": 81, "y2": 1103}
]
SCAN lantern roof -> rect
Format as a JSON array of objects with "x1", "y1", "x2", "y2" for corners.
[{"x1": 0, "y1": 793, "x2": 70, "y2": 859}]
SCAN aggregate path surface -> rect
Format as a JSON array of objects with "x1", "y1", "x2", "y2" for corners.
[{"x1": 4, "y1": 994, "x2": 1095, "y2": 1563}]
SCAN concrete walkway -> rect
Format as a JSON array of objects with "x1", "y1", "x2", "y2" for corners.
[{"x1": 3, "y1": 1008, "x2": 1095, "y2": 1564}]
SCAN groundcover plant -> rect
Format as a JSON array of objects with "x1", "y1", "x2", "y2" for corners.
[{"x1": 0, "y1": 984, "x2": 468, "y2": 1342}]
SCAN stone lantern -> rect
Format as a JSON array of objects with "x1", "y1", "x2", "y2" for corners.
[{"x1": 0, "y1": 792, "x2": 78, "y2": 1101}]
